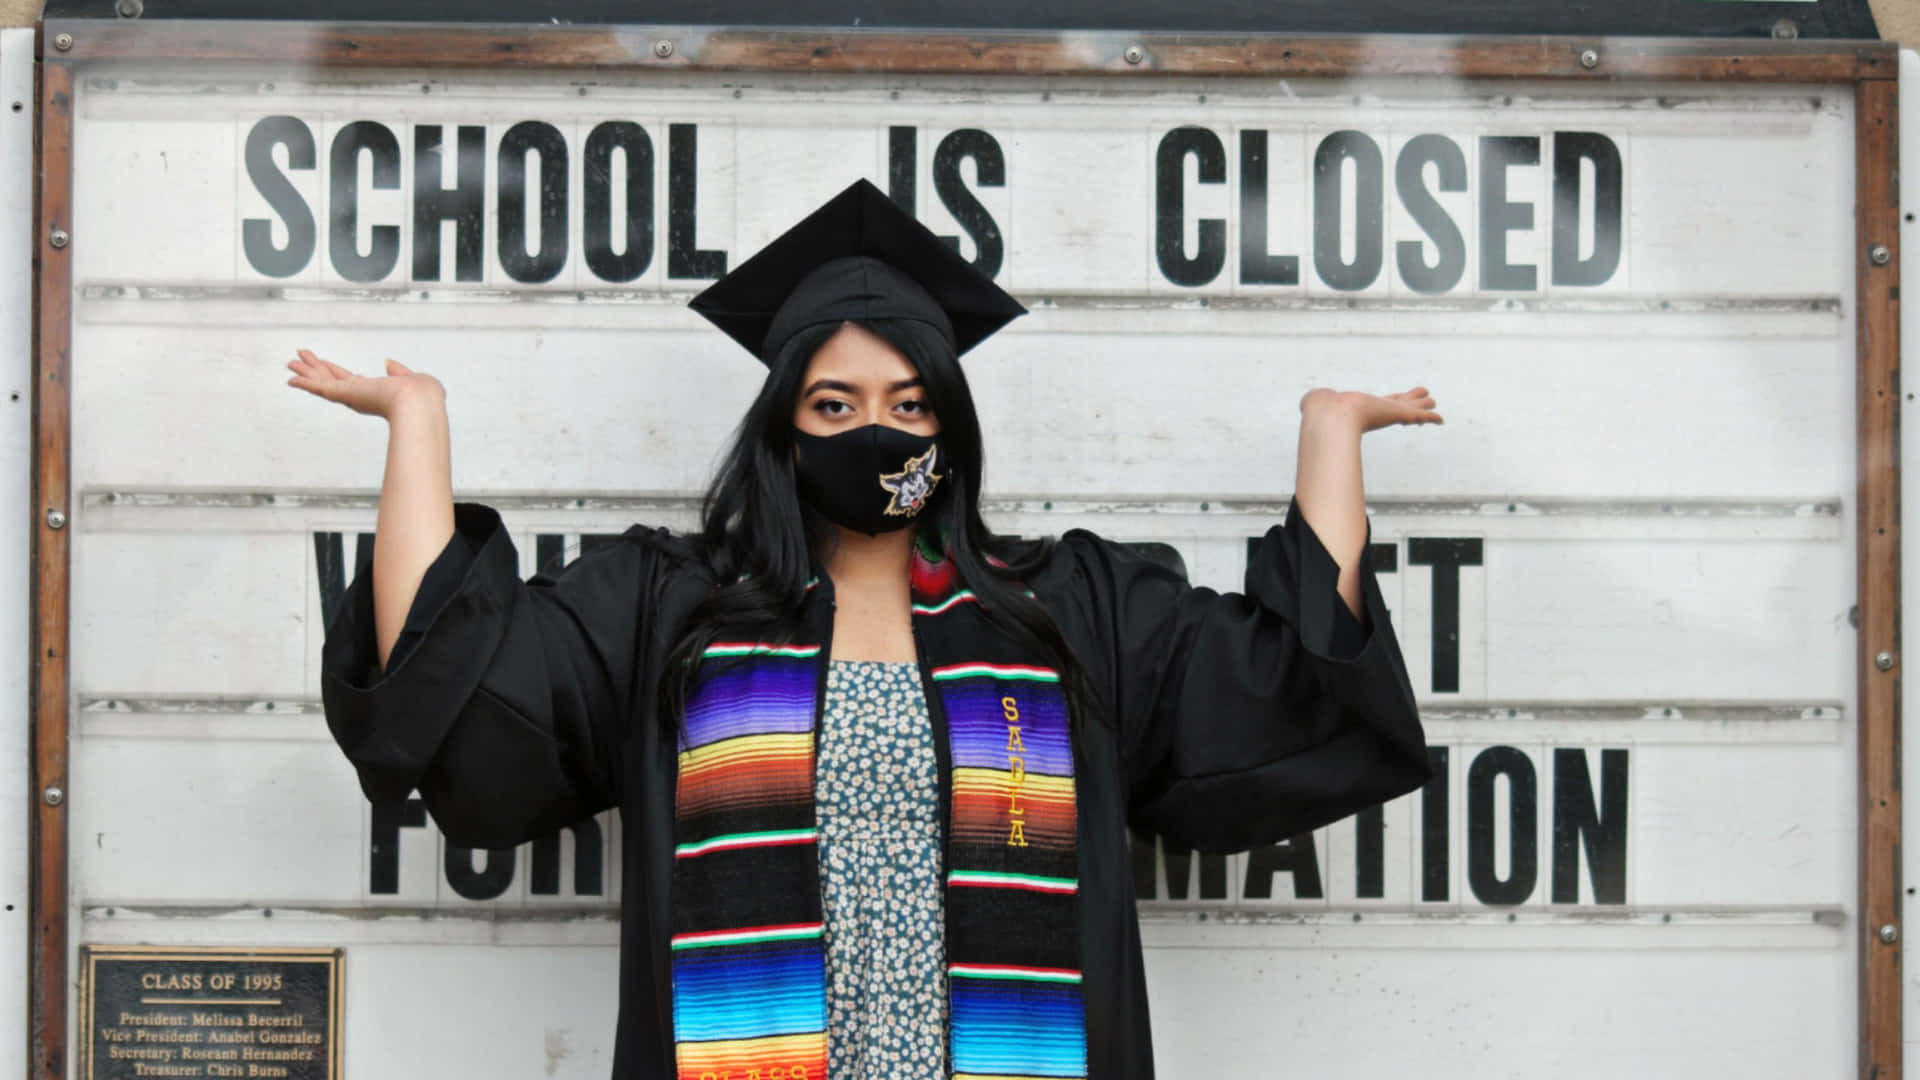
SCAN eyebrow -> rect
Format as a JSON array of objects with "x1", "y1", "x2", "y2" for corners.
[{"x1": 803, "y1": 377, "x2": 924, "y2": 396}]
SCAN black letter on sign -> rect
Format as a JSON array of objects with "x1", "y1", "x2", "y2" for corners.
[
  {"x1": 1355, "y1": 804, "x2": 1385, "y2": 899},
  {"x1": 1421, "y1": 746, "x2": 1450, "y2": 901},
  {"x1": 582, "y1": 121, "x2": 654, "y2": 283},
  {"x1": 1468, "y1": 746, "x2": 1537, "y2": 906},
  {"x1": 1160, "y1": 837, "x2": 1230, "y2": 900},
  {"x1": 369, "y1": 797, "x2": 427, "y2": 895},
  {"x1": 445, "y1": 844, "x2": 516, "y2": 901},
  {"x1": 1129, "y1": 833, "x2": 1228, "y2": 900},
  {"x1": 581, "y1": 534, "x2": 626, "y2": 558},
  {"x1": 328, "y1": 122, "x2": 401, "y2": 284},
  {"x1": 668, "y1": 124, "x2": 726, "y2": 280},
  {"x1": 1479, "y1": 135, "x2": 1539, "y2": 291},
  {"x1": 1552, "y1": 748, "x2": 1629, "y2": 904},
  {"x1": 1312, "y1": 131, "x2": 1385, "y2": 291},
  {"x1": 1407, "y1": 537, "x2": 1482, "y2": 694},
  {"x1": 933, "y1": 129, "x2": 1006, "y2": 278},
  {"x1": 1395, "y1": 134, "x2": 1467, "y2": 294},
  {"x1": 412, "y1": 124, "x2": 486, "y2": 282},
  {"x1": 1244, "y1": 833, "x2": 1324, "y2": 900},
  {"x1": 533, "y1": 533, "x2": 624, "y2": 577},
  {"x1": 1551, "y1": 132, "x2": 1624, "y2": 288},
  {"x1": 535, "y1": 533, "x2": 566, "y2": 576},
  {"x1": 1129, "y1": 831, "x2": 1157, "y2": 899},
  {"x1": 1154, "y1": 127, "x2": 1227, "y2": 288},
  {"x1": 1238, "y1": 129, "x2": 1299, "y2": 286},
  {"x1": 312, "y1": 530, "x2": 373, "y2": 628},
  {"x1": 497, "y1": 121, "x2": 569, "y2": 285},
  {"x1": 531, "y1": 816, "x2": 604, "y2": 896},
  {"x1": 242, "y1": 116, "x2": 317, "y2": 279},
  {"x1": 888, "y1": 126, "x2": 917, "y2": 214}
]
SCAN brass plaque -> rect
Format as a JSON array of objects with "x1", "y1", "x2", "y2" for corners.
[{"x1": 79, "y1": 946, "x2": 342, "y2": 1080}]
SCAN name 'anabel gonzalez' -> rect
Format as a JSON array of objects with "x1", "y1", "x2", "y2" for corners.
[{"x1": 287, "y1": 179, "x2": 1443, "y2": 1080}]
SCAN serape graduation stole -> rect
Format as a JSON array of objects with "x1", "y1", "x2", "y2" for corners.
[
  {"x1": 670, "y1": 638, "x2": 831, "y2": 1080},
  {"x1": 669, "y1": 546, "x2": 1089, "y2": 1080}
]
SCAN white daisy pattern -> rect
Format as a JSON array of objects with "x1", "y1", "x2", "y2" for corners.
[{"x1": 815, "y1": 659, "x2": 948, "y2": 1078}]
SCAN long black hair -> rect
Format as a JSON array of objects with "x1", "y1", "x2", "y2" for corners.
[{"x1": 661, "y1": 316, "x2": 1100, "y2": 730}]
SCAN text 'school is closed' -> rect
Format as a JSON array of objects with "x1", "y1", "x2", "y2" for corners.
[{"x1": 240, "y1": 118, "x2": 1624, "y2": 293}]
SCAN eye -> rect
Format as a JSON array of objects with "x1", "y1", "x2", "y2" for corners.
[
  {"x1": 896, "y1": 398, "x2": 932, "y2": 418},
  {"x1": 814, "y1": 399, "x2": 854, "y2": 417}
]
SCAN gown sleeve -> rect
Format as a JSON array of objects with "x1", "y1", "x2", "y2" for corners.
[
  {"x1": 1034, "y1": 496, "x2": 1432, "y2": 854},
  {"x1": 320, "y1": 501, "x2": 676, "y2": 850},
  {"x1": 382, "y1": 522, "x2": 479, "y2": 673}
]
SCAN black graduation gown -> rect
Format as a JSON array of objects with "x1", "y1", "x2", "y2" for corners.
[{"x1": 320, "y1": 498, "x2": 1431, "y2": 1080}]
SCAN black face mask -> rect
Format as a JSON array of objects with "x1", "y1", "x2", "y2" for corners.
[{"x1": 793, "y1": 424, "x2": 949, "y2": 536}]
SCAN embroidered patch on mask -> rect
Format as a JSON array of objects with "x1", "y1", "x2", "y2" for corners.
[{"x1": 879, "y1": 445, "x2": 942, "y2": 517}]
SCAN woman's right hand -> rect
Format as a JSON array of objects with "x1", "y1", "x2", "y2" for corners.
[{"x1": 287, "y1": 348, "x2": 444, "y2": 420}]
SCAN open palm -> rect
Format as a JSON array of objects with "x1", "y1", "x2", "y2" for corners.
[
  {"x1": 286, "y1": 348, "x2": 443, "y2": 419},
  {"x1": 1300, "y1": 386, "x2": 1443, "y2": 431}
]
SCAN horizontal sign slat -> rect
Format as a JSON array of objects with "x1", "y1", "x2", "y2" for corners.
[
  {"x1": 68, "y1": 736, "x2": 1848, "y2": 909},
  {"x1": 70, "y1": 80, "x2": 1849, "y2": 298},
  {"x1": 65, "y1": 527, "x2": 1852, "y2": 701},
  {"x1": 71, "y1": 328, "x2": 1855, "y2": 497}
]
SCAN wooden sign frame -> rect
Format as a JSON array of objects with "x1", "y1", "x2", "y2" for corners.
[{"x1": 26, "y1": 20, "x2": 1902, "y2": 1080}]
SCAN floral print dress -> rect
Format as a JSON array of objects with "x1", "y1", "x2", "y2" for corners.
[{"x1": 815, "y1": 659, "x2": 948, "y2": 1078}]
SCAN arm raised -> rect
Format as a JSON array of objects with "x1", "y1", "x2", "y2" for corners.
[
  {"x1": 1031, "y1": 385, "x2": 1443, "y2": 853},
  {"x1": 288, "y1": 349, "x2": 454, "y2": 668},
  {"x1": 291, "y1": 349, "x2": 661, "y2": 848},
  {"x1": 1292, "y1": 385, "x2": 1442, "y2": 622}
]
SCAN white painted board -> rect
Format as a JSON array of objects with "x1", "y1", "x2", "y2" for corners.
[
  {"x1": 0, "y1": 25, "x2": 32, "y2": 1080},
  {"x1": 62, "y1": 64, "x2": 1861, "y2": 1078}
]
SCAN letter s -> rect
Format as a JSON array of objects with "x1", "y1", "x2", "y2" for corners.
[{"x1": 242, "y1": 116, "x2": 317, "y2": 278}]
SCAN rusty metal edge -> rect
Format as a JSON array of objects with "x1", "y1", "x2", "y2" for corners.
[{"x1": 34, "y1": 20, "x2": 1900, "y2": 81}]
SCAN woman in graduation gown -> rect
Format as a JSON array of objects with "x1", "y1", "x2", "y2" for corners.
[{"x1": 289, "y1": 179, "x2": 1441, "y2": 1080}]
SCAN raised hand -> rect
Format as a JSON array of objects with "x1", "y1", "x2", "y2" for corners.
[
  {"x1": 1292, "y1": 385, "x2": 1441, "y2": 618},
  {"x1": 286, "y1": 348, "x2": 444, "y2": 420},
  {"x1": 1299, "y1": 386, "x2": 1443, "y2": 432},
  {"x1": 284, "y1": 348, "x2": 455, "y2": 667}
]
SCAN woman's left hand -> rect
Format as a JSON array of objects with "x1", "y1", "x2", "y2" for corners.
[{"x1": 1299, "y1": 386, "x2": 1443, "y2": 433}]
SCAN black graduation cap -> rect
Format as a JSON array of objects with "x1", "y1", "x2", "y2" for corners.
[{"x1": 688, "y1": 178, "x2": 1027, "y2": 366}]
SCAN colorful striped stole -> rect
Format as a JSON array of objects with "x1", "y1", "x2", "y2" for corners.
[{"x1": 670, "y1": 556, "x2": 1088, "y2": 1079}]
